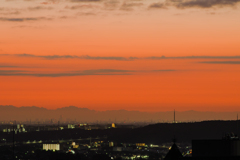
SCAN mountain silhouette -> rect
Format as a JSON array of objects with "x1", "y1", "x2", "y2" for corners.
[{"x1": 0, "y1": 105, "x2": 239, "y2": 122}]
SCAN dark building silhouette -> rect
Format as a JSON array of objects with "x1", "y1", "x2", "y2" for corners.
[
  {"x1": 192, "y1": 139, "x2": 240, "y2": 157},
  {"x1": 165, "y1": 135, "x2": 240, "y2": 160},
  {"x1": 164, "y1": 139, "x2": 183, "y2": 160}
]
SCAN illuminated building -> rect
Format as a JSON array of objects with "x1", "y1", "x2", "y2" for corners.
[
  {"x1": 112, "y1": 123, "x2": 116, "y2": 128},
  {"x1": 43, "y1": 144, "x2": 60, "y2": 151},
  {"x1": 109, "y1": 142, "x2": 114, "y2": 147},
  {"x1": 113, "y1": 147, "x2": 123, "y2": 151},
  {"x1": 73, "y1": 145, "x2": 79, "y2": 149},
  {"x1": 72, "y1": 142, "x2": 79, "y2": 148},
  {"x1": 136, "y1": 143, "x2": 145, "y2": 147},
  {"x1": 68, "y1": 124, "x2": 75, "y2": 129},
  {"x1": 15, "y1": 124, "x2": 26, "y2": 133}
]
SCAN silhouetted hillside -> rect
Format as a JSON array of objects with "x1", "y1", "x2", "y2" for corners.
[
  {"x1": 111, "y1": 120, "x2": 240, "y2": 143},
  {"x1": 1, "y1": 121, "x2": 239, "y2": 144}
]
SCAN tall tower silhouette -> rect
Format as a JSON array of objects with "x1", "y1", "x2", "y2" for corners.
[
  {"x1": 237, "y1": 114, "x2": 239, "y2": 137},
  {"x1": 173, "y1": 109, "x2": 175, "y2": 123}
]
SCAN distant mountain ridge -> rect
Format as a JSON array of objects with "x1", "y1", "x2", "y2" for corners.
[{"x1": 0, "y1": 105, "x2": 239, "y2": 122}]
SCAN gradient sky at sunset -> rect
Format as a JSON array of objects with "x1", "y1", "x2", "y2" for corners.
[{"x1": 1, "y1": 0, "x2": 240, "y2": 112}]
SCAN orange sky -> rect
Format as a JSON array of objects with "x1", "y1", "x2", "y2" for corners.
[{"x1": 1, "y1": 0, "x2": 240, "y2": 112}]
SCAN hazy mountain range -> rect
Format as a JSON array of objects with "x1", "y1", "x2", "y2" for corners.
[{"x1": 0, "y1": 105, "x2": 239, "y2": 123}]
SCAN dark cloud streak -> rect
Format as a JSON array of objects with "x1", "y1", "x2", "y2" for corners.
[
  {"x1": 152, "y1": 70, "x2": 176, "y2": 72},
  {"x1": 149, "y1": 0, "x2": 240, "y2": 9},
  {"x1": 0, "y1": 64, "x2": 18, "y2": 68},
  {"x1": 149, "y1": 3, "x2": 167, "y2": 9},
  {"x1": 146, "y1": 56, "x2": 240, "y2": 60},
  {"x1": 172, "y1": 0, "x2": 240, "y2": 8},
  {"x1": 0, "y1": 17, "x2": 51, "y2": 22},
  {"x1": 70, "y1": 0, "x2": 101, "y2": 2},
  {"x1": 199, "y1": 61, "x2": 240, "y2": 64},
  {"x1": 0, "y1": 69, "x2": 134, "y2": 77},
  {"x1": 15, "y1": 53, "x2": 138, "y2": 61},
  {"x1": 2, "y1": 54, "x2": 240, "y2": 61},
  {"x1": 28, "y1": 6, "x2": 53, "y2": 11},
  {"x1": 120, "y1": 2, "x2": 144, "y2": 11}
]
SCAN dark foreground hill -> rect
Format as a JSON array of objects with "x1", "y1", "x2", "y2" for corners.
[
  {"x1": 1, "y1": 120, "x2": 239, "y2": 144},
  {"x1": 111, "y1": 120, "x2": 239, "y2": 143}
]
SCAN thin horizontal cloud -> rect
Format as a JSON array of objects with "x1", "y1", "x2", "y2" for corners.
[
  {"x1": 2, "y1": 54, "x2": 240, "y2": 61},
  {"x1": 0, "y1": 11, "x2": 20, "y2": 15},
  {"x1": 39, "y1": 0, "x2": 60, "y2": 4},
  {"x1": 70, "y1": 0, "x2": 101, "y2": 2},
  {"x1": 199, "y1": 61, "x2": 240, "y2": 64},
  {"x1": 28, "y1": 6, "x2": 53, "y2": 11},
  {"x1": 40, "y1": 2, "x2": 50, "y2": 5},
  {"x1": 149, "y1": 3, "x2": 167, "y2": 9},
  {"x1": 103, "y1": 0, "x2": 121, "y2": 10},
  {"x1": 152, "y1": 70, "x2": 176, "y2": 72},
  {"x1": 13, "y1": 53, "x2": 138, "y2": 61},
  {"x1": 146, "y1": 56, "x2": 240, "y2": 60},
  {"x1": 0, "y1": 63, "x2": 36, "y2": 68},
  {"x1": 65, "y1": 4, "x2": 98, "y2": 9},
  {"x1": 0, "y1": 17, "x2": 51, "y2": 22},
  {"x1": 149, "y1": 0, "x2": 240, "y2": 9},
  {"x1": 170, "y1": 0, "x2": 240, "y2": 8},
  {"x1": 0, "y1": 7, "x2": 21, "y2": 15},
  {"x1": 120, "y1": 2, "x2": 144, "y2": 11},
  {"x1": 0, "y1": 70, "x2": 29, "y2": 74},
  {"x1": 81, "y1": 69, "x2": 134, "y2": 74},
  {"x1": 76, "y1": 12, "x2": 96, "y2": 16},
  {"x1": 67, "y1": 0, "x2": 145, "y2": 11},
  {"x1": 0, "y1": 64, "x2": 18, "y2": 68},
  {"x1": 0, "y1": 69, "x2": 134, "y2": 77}
]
